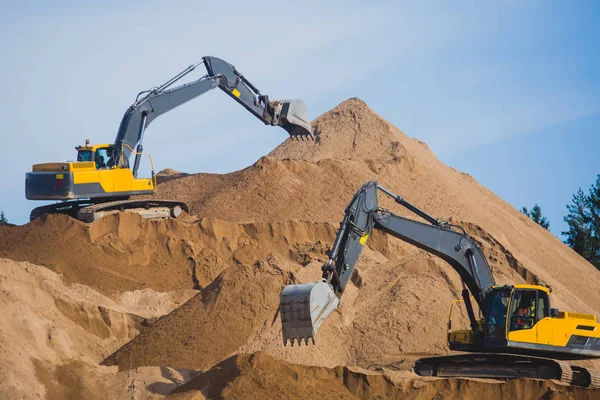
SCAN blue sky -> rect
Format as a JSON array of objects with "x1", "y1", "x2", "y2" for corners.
[
  {"x1": 443, "y1": 115, "x2": 600, "y2": 236},
  {"x1": 0, "y1": 1, "x2": 598, "y2": 236}
]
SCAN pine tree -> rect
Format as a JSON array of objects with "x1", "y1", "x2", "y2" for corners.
[
  {"x1": 0, "y1": 210, "x2": 7, "y2": 225},
  {"x1": 521, "y1": 204, "x2": 550, "y2": 230},
  {"x1": 562, "y1": 175, "x2": 600, "y2": 270},
  {"x1": 586, "y1": 175, "x2": 600, "y2": 269},
  {"x1": 563, "y1": 189, "x2": 591, "y2": 257}
]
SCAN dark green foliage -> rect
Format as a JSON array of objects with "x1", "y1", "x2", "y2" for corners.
[
  {"x1": 562, "y1": 175, "x2": 600, "y2": 270},
  {"x1": 521, "y1": 204, "x2": 550, "y2": 230},
  {"x1": 0, "y1": 210, "x2": 7, "y2": 225}
]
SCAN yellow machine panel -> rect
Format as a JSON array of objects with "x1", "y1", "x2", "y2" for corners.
[
  {"x1": 70, "y1": 162, "x2": 96, "y2": 171},
  {"x1": 448, "y1": 329, "x2": 475, "y2": 345},
  {"x1": 509, "y1": 311, "x2": 600, "y2": 347},
  {"x1": 32, "y1": 163, "x2": 71, "y2": 172}
]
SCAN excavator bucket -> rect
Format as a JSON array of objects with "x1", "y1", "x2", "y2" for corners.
[
  {"x1": 275, "y1": 99, "x2": 313, "y2": 139},
  {"x1": 280, "y1": 280, "x2": 339, "y2": 346}
]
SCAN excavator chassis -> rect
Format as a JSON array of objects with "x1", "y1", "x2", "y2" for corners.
[
  {"x1": 30, "y1": 198, "x2": 189, "y2": 222},
  {"x1": 413, "y1": 353, "x2": 600, "y2": 388}
]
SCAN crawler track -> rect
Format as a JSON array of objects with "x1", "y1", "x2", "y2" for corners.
[
  {"x1": 414, "y1": 353, "x2": 599, "y2": 388},
  {"x1": 31, "y1": 199, "x2": 189, "y2": 222}
]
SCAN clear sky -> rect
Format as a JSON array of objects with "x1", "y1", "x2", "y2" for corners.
[{"x1": 0, "y1": 1, "x2": 598, "y2": 237}]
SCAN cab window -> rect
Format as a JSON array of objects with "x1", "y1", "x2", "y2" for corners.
[
  {"x1": 95, "y1": 148, "x2": 111, "y2": 169},
  {"x1": 509, "y1": 290, "x2": 538, "y2": 331},
  {"x1": 485, "y1": 288, "x2": 510, "y2": 338},
  {"x1": 77, "y1": 150, "x2": 92, "y2": 162}
]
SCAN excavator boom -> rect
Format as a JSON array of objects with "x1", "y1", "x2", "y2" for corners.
[
  {"x1": 280, "y1": 181, "x2": 494, "y2": 345},
  {"x1": 111, "y1": 55, "x2": 313, "y2": 173}
]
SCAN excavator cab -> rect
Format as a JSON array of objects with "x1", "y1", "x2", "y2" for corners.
[
  {"x1": 75, "y1": 143, "x2": 114, "y2": 169},
  {"x1": 507, "y1": 287, "x2": 549, "y2": 332},
  {"x1": 484, "y1": 285, "x2": 551, "y2": 344},
  {"x1": 448, "y1": 283, "x2": 600, "y2": 359},
  {"x1": 448, "y1": 285, "x2": 552, "y2": 349},
  {"x1": 94, "y1": 148, "x2": 109, "y2": 169}
]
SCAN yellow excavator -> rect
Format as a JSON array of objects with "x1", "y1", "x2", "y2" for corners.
[
  {"x1": 280, "y1": 181, "x2": 600, "y2": 388},
  {"x1": 26, "y1": 56, "x2": 313, "y2": 222}
]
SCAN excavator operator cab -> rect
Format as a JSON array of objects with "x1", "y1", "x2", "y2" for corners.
[
  {"x1": 484, "y1": 285, "x2": 551, "y2": 340},
  {"x1": 508, "y1": 287, "x2": 550, "y2": 332},
  {"x1": 75, "y1": 144, "x2": 114, "y2": 169}
]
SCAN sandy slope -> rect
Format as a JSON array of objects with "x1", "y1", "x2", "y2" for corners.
[
  {"x1": 0, "y1": 258, "x2": 196, "y2": 398},
  {"x1": 152, "y1": 99, "x2": 600, "y2": 317},
  {"x1": 1, "y1": 98, "x2": 599, "y2": 398},
  {"x1": 168, "y1": 352, "x2": 598, "y2": 400}
]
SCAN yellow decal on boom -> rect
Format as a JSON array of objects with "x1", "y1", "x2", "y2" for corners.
[
  {"x1": 232, "y1": 88, "x2": 241, "y2": 98},
  {"x1": 56, "y1": 174, "x2": 64, "y2": 179},
  {"x1": 359, "y1": 233, "x2": 369, "y2": 245}
]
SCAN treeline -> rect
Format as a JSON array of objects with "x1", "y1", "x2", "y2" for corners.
[
  {"x1": 523, "y1": 175, "x2": 600, "y2": 271},
  {"x1": 562, "y1": 175, "x2": 600, "y2": 270}
]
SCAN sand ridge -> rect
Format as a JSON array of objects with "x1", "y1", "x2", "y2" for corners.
[{"x1": 1, "y1": 98, "x2": 599, "y2": 398}]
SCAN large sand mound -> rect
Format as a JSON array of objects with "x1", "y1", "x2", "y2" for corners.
[
  {"x1": 2, "y1": 97, "x2": 600, "y2": 398},
  {"x1": 152, "y1": 98, "x2": 600, "y2": 314}
]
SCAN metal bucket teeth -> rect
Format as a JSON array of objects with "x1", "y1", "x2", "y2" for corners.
[
  {"x1": 282, "y1": 328, "x2": 315, "y2": 347},
  {"x1": 280, "y1": 281, "x2": 339, "y2": 346}
]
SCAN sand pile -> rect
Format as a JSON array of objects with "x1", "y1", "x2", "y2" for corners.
[
  {"x1": 103, "y1": 263, "x2": 286, "y2": 370},
  {"x1": 125, "y1": 97, "x2": 600, "y2": 376},
  {"x1": 151, "y1": 98, "x2": 600, "y2": 316},
  {"x1": 168, "y1": 352, "x2": 598, "y2": 400},
  {"x1": 102, "y1": 219, "x2": 577, "y2": 373},
  {"x1": 0, "y1": 257, "x2": 198, "y2": 399},
  {"x1": 0, "y1": 213, "x2": 336, "y2": 295},
  {"x1": 2, "y1": 97, "x2": 600, "y2": 398}
]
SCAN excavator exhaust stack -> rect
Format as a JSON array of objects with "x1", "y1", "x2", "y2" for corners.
[{"x1": 280, "y1": 280, "x2": 339, "y2": 346}]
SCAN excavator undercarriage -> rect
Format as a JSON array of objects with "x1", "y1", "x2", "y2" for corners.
[
  {"x1": 29, "y1": 197, "x2": 189, "y2": 222},
  {"x1": 414, "y1": 353, "x2": 600, "y2": 388},
  {"x1": 280, "y1": 181, "x2": 600, "y2": 388}
]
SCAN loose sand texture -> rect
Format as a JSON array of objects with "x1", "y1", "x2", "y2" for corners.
[
  {"x1": 0, "y1": 213, "x2": 337, "y2": 295},
  {"x1": 167, "y1": 352, "x2": 599, "y2": 400},
  {"x1": 0, "y1": 257, "x2": 198, "y2": 399},
  {"x1": 1, "y1": 97, "x2": 599, "y2": 398}
]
